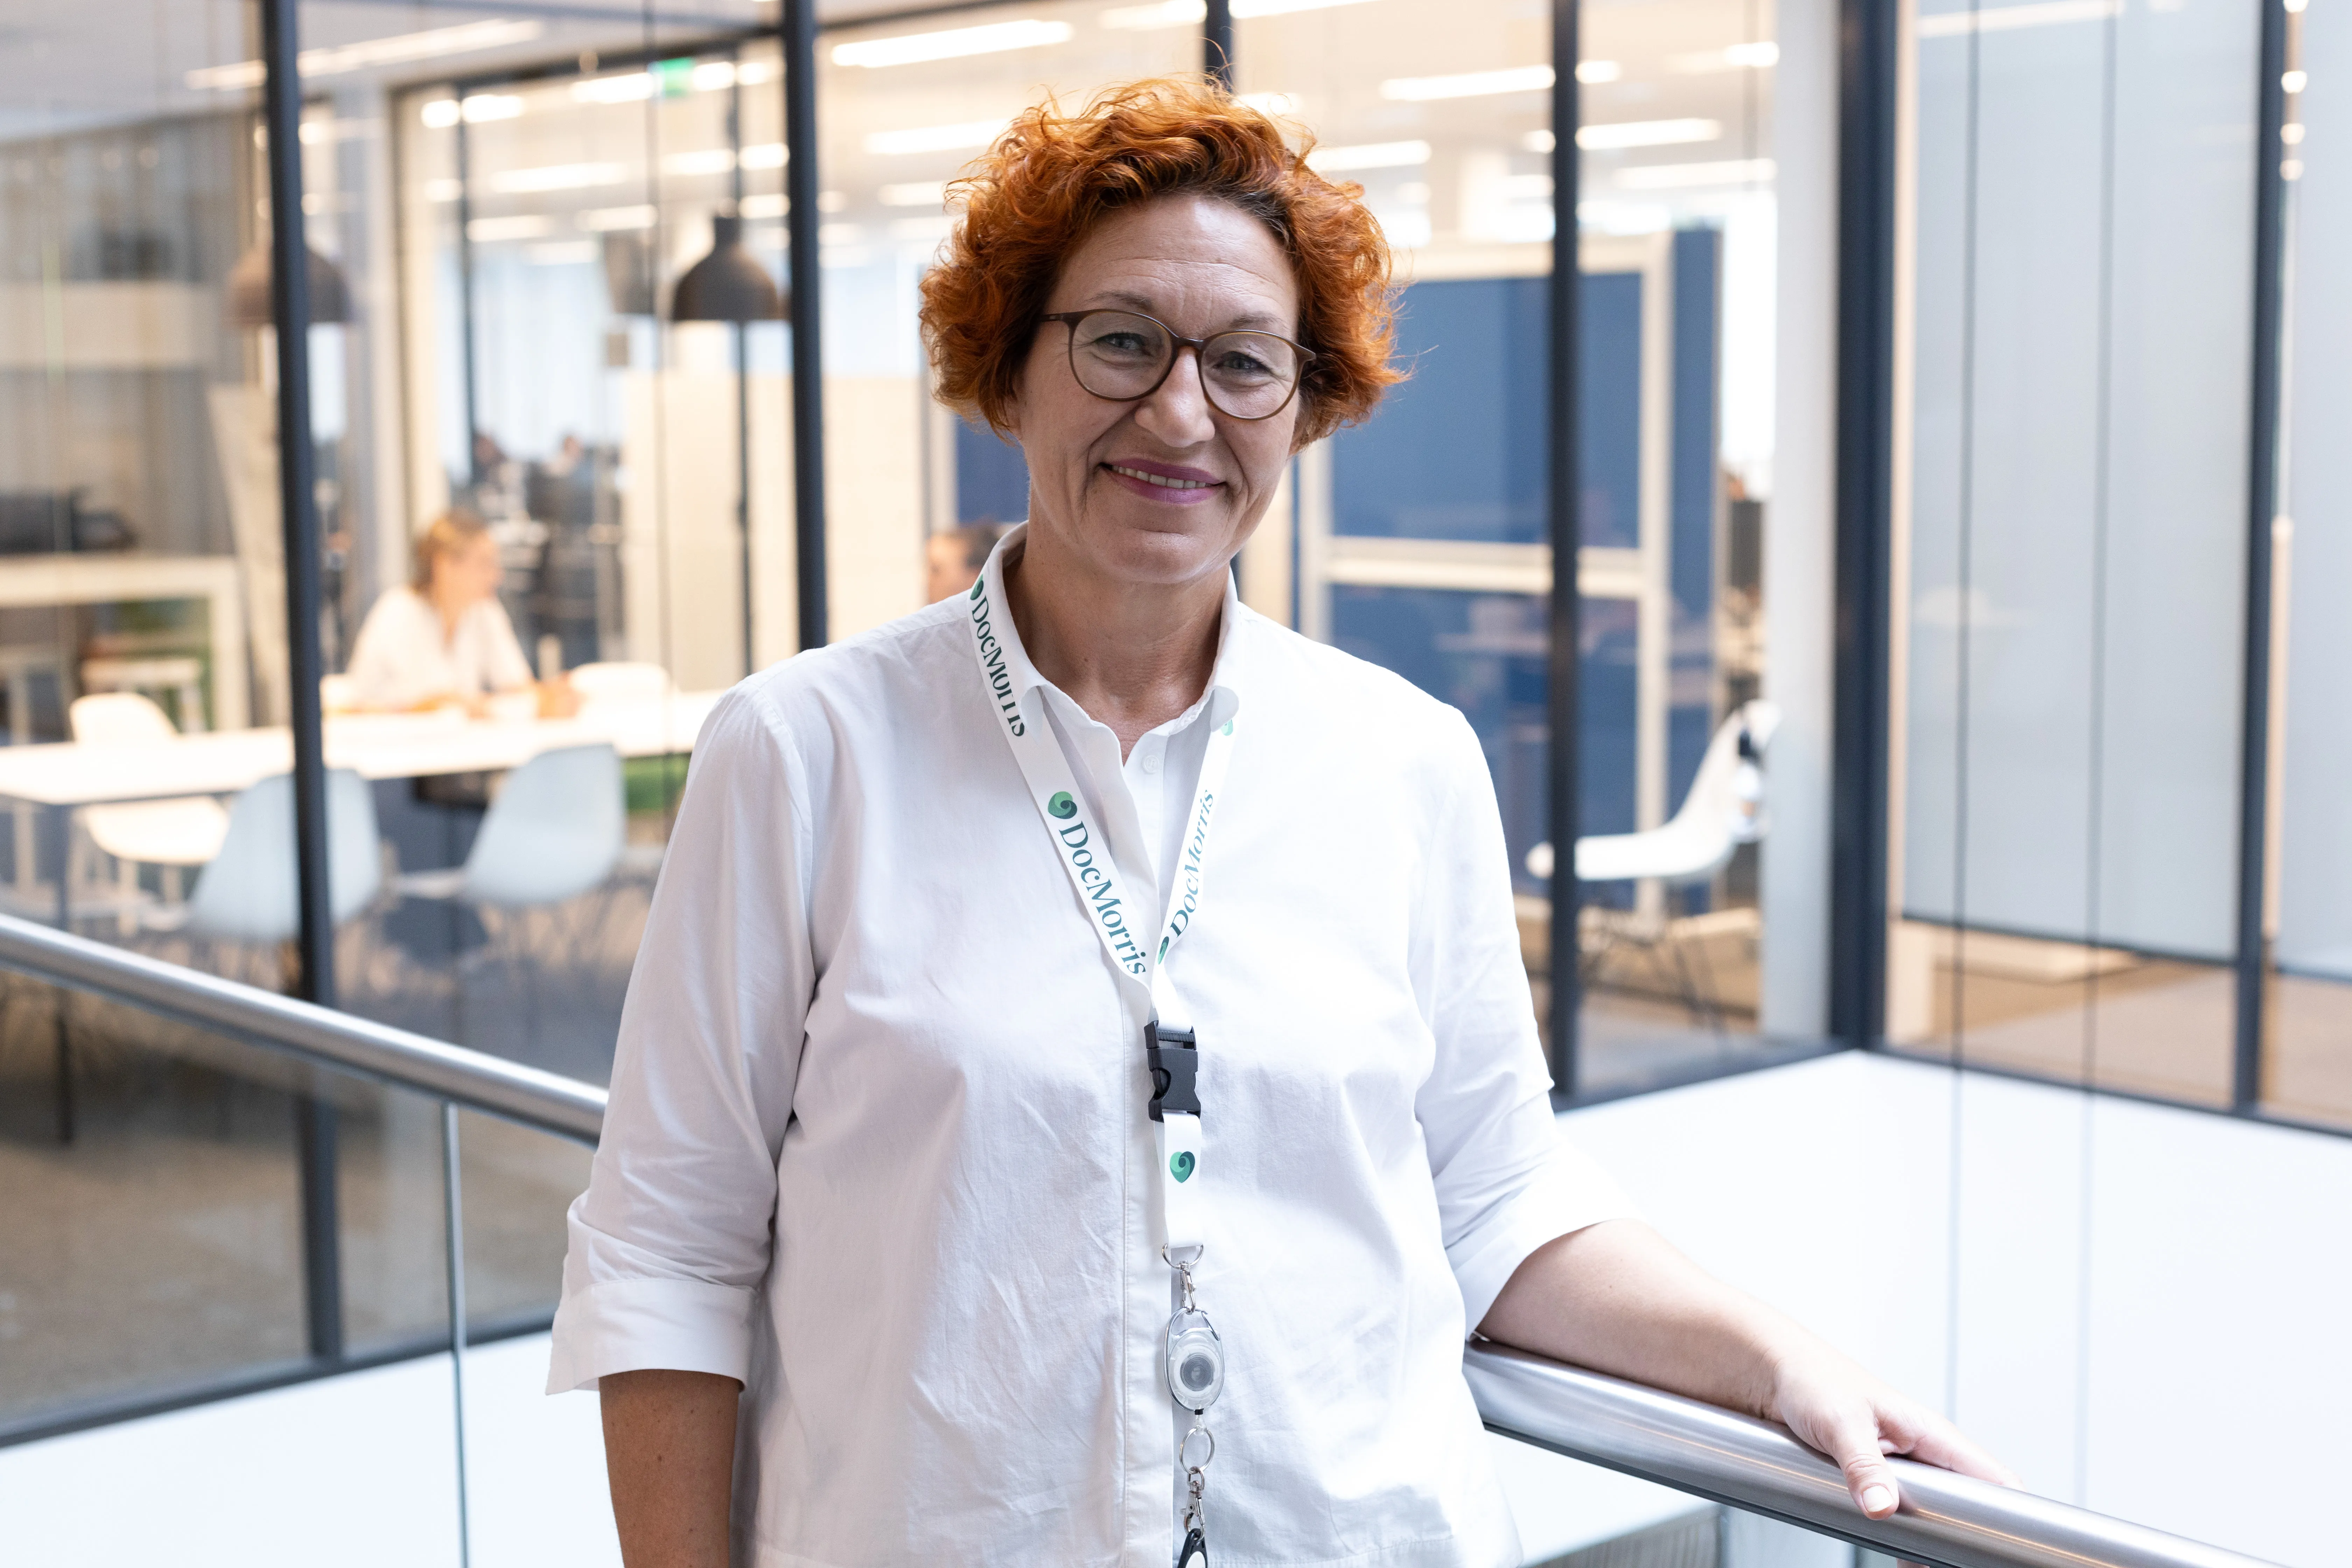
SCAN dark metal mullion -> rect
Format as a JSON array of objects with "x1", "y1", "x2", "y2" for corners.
[
  {"x1": 1204, "y1": 0, "x2": 1235, "y2": 88},
  {"x1": 1546, "y1": 0, "x2": 1583, "y2": 1097},
  {"x1": 783, "y1": 0, "x2": 828, "y2": 651},
  {"x1": 2233, "y1": 0, "x2": 2291, "y2": 1111},
  {"x1": 1828, "y1": 0, "x2": 1900, "y2": 1049},
  {"x1": 259, "y1": 0, "x2": 344, "y2": 1362}
]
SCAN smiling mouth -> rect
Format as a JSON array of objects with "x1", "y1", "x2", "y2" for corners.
[{"x1": 1105, "y1": 463, "x2": 1220, "y2": 491}]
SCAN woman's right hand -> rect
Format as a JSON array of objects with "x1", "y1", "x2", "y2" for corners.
[{"x1": 536, "y1": 674, "x2": 582, "y2": 719}]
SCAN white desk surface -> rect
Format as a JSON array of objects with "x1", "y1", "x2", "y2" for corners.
[{"x1": 0, "y1": 692, "x2": 724, "y2": 808}]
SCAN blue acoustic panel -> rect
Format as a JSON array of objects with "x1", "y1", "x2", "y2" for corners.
[
  {"x1": 1668, "y1": 227, "x2": 1721, "y2": 820},
  {"x1": 1328, "y1": 274, "x2": 1643, "y2": 549}
]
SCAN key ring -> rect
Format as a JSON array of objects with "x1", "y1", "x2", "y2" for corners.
[{"x1": 1182, "y1": 1422, "x2": 1212, "y2": 1538}]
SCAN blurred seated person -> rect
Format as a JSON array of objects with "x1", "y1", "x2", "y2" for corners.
[
  {"x1": 925, "y1": 522, "x2": 1008, "y2": 603},
  {"x1": 346, "y1": 510, "x2": 578, "y2": 718}
]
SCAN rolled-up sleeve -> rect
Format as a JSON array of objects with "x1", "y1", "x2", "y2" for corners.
[
  {"x1": 1412, "y1": 711, "x2": 1635, "y2": 1335},
  {"x1": 547, "y1": 687, "x2": 814, "y2": 1393}
]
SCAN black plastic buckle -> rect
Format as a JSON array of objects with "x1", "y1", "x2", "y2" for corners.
[{"x1": 1147, "y1": 1021, "x2": 1199, "y2": 1123}]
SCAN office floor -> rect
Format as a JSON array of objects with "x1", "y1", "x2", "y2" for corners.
[
  {"x1": 1520, "y1": 900, "x2": 1808, "y2": 1097},
  {"x1": 1885, "y1": 936, "x2": 2352, "y2": 1128}
]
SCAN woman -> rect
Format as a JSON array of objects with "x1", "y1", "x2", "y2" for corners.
[
  {"x1": 551, "y1": 79, "x2": 2009, "y2": 1568},
  {"x1": 343, "y1": 510, "x2": 574, "y2": 716}
]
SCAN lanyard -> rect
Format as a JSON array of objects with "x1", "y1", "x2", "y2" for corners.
[
  {"x1": 963, "y1": 569, "x2": 1236, "y2": 1253},
  {"x1": 966, "y1": 561, "x2": 1238, "y2": 1561}
]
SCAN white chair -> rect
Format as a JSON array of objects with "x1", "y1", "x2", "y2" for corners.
[
  {"x1": 70, "y1": 692, "x2": 232, "y2": 928},
  {"x1": 172, "y1": 769, "x2": 382, "y2": 945},
  {"x1": 394, "y1": 744, "x2": 624, "y2": 1045},
  {"x1": 394, "y1": 743, "x2": 623, "y2": 907},
  {"x1": 80, "y1": 655, "x2": 207, "y2": 733},
  {"x1": 1524, "y1": 700, "x2": 1780, "y2": 1030},
  {"x1": 139, "y1": 770, "x2": 382, "y2": 991}
]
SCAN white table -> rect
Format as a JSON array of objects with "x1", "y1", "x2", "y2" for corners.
[{"x1": 0, "y1": 692, "x2": 722, "y2": 926}]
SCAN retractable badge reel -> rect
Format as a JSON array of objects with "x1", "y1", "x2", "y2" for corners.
[
  {"x1": 1167, "y1": 1250, "x2": 1220, "y2": 1568},
  {"x1": 1153, "y1": 1022, "x2": 1220, "y2": 1567}
]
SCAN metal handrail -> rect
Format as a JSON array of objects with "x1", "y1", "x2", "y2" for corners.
[
  {"x1": 0, "y1": 912, "x2": 2282, "y2": 1568},
  {"x1": 1465, "y1": 1345, "x2": 2282, "y2": 1568},
  {"x1": 0, "y1": 912, "x2": 605, "y2": 1142}
]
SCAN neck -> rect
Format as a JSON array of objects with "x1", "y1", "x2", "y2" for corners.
[
  {"x1": 1005, "y1": 533, "x2": 1225, "y2": 759},
  {"x1": 427, "y1": 584, "x2": 465, "y2": 635}
]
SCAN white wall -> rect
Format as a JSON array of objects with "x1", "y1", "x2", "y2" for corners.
[
  {"x1": 6, "y1": 1055, "x2": 2342, "y2": 1567},
  {"x1": 1555, "y1": 1052, "x2": 2348, "y2": 1568},
  {"x1": 0, "y1": 1355, "x2": 464, "y2": 1567}
]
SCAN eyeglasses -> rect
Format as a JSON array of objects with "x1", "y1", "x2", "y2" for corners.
[{"x1": 1039, "y1": 309, "x2": 1313, "y2": 422}]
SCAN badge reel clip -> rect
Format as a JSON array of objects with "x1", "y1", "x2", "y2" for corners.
[
  {"x1": 1164, "y1": 1248, "x2": 1221, "y2": 1566},
  {"x1": 1152, "y1": 1026, "x2": 1219, "y2": 1566}
]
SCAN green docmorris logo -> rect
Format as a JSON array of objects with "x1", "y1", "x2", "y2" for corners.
[
  {"x1": 969, "y1": 579, "x2": 984, "y2": 599},
  {"x1": 1048, "y1": 791, "x2": 1077, "y2": 819},
  {"x1": 1169, "y1": 1151, "x2": 1196, "y2": 1182}
]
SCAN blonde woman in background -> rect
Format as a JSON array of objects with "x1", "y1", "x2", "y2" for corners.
[{"x1": 345, "y1": 511, "x2": 576, "y2": 718}]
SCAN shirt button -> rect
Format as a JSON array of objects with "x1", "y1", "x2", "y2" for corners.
[{"x1": 1141, "y1": 750, "x2": 1162, "y2": 775}]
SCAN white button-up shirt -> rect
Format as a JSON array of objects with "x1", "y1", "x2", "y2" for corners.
[
  {"x1": 344, "y1": 585, "x2": 534, "y2": 710},
  {"x1": 550, "y1": 529, "x2": 1631, "y2": 1568}
]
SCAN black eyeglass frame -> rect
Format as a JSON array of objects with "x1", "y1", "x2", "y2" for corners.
[{"x1": 1038, "y1": 309, "x2": 1316, "y2": 421}]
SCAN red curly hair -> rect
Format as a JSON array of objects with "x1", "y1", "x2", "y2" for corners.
[{"x1": 919, "y1": 77, "x2": 1402, "y2": 447}]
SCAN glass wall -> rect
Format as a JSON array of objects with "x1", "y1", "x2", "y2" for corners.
[
  {"x1": 0, "y1": 0, "x2": 314, "y2": 1429},
  {"x1": 0, "y1": 0, "x2": 758, "y2": 1435},
  {"x1": 382, "y1": 20, "x2": 769, "y2": 1077},
  {"x1": 1242, "y1": 0, "x2": 1787, "y2": 1093},
  {"x1": 1890, "y1": 0, "x2": 2259, "y2": 1108},
  {"x1": 2270, "y1": 0, "x2": 2352, "y2": 1127},
  {"x1": 815, "y1": 0, "x2": 1197, "y2": 566}
]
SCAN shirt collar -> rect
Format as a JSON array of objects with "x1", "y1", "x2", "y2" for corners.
[{"x1": 974, "y1": 522, "x2": 1245, "y2": 733}]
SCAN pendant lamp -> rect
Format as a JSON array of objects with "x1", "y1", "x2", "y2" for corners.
[
  {"x1": 225, "y1": 239, "x2": 355, "y2": 329},
  {"x1": 669, "y1": 210, "x2": 782, "y2": 683},
  {"x1": 669, "y1": 212, "x2": 784, "y2": 322}
]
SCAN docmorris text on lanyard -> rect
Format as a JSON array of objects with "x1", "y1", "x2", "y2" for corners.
[{"x1": 967, "y1": 569, "x2": 1233, "y2": 1568}]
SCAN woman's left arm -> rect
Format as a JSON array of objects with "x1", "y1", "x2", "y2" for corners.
[
  {"x1": 1405, "y1": 712, "x2": 2013, "y2": 1519},
  {"x1": 1479, "y1": 1219, "x2": 2018, "y2": 1517}
]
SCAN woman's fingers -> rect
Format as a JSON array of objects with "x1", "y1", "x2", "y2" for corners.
[
  {"x1": 1773, "y1": 1355, "x2": 2021, "y2": 1516},
  {"x1": 1825, "y1": 1408, "x2": 1905, "y2": 1518},
  {"x1": 1889, "y1": 1404, "x2": 2023, "y2": 1489},
  {"x1": 1779, "y1": 1378, "x2": 1906, "y2": 1518}
]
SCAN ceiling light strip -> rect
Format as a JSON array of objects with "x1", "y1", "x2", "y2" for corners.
[{"x1": 187, "y1": 18, "x2": 544, "y2": 91}]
